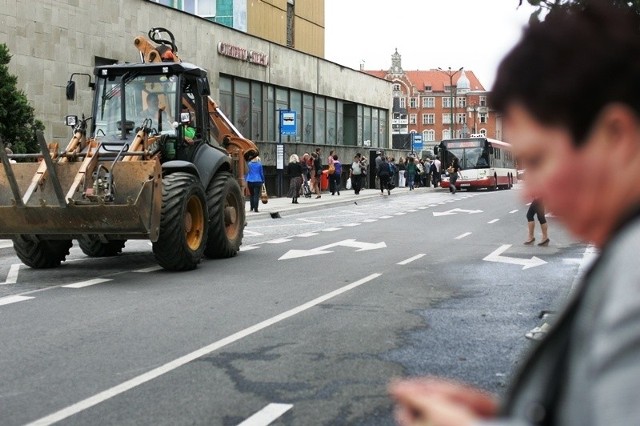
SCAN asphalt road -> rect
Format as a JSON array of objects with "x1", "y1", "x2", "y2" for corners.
[{"x1": 0, "y1": 186, "x2": 592, "y2": 426}]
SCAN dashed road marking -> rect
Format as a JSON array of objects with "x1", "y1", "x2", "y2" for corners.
[
  {"x1": 62, "y1": 278, "x2": 113, "y2": 289},
  {"x1": 322, "y1": 227, "x2": 341, "y2": 232},
  {"x1": 488, "y1": 219, "x2": 499, "y2": 224},
  {"x1": 265, "y1": 238, "x2": 292, "y2": 244},
  {"x1": 509, "y1": 209, "x2": 518, "y2": 214},
  {"x1": 237, "y1": 403, "x2": 294, "y2": 426},
  {"x1": 397, "y1": 254, "x2": 425, "y2": 265},
  {"x1": 0, "y1": 295, "x2": 33, "y2": 306},
  {"x1": 455, "y1": 232, "x2": 472, "y2": 240}
]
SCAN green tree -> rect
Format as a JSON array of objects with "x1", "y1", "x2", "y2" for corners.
[
  {"x1": 520, "y1": 0, "x2": 640, "y2": 22},
  {"x1": 0, "y1": 43, "x2": 44, "y2": 154}
]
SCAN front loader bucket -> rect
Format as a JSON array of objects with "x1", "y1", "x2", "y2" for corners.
[{"x1": 0, "y1": 160, "x2": 162, "y2": 241}]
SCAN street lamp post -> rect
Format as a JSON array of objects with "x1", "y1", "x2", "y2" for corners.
[{"x1": 437, "y1": 66, "x2": 463, "y2": 139}]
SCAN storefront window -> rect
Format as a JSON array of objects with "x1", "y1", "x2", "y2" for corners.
[
  {"x1": 314, "y1": 96, "x2": 325, "y2": 145},
  {"x1": 303, "y1": 93, "x2": 314, "y2": 143},
  {"x1": 251, "y1": 82, "x2": 262, "y2": 141},
  {"x1": 234, "y1": 79, "x2": 250, "y2": 137},
  {"x1": 290, "y1": 90, "x2": 302, "y2": 142},
  {"x1": 363, "y1": 106, "x2": 371, "y2": 146},
  {"x1": 326, "y1": 98, "x2": 336, "y2": 145}
]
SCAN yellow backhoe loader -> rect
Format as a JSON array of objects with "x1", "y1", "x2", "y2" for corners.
[{"x1": 0, "y1": 28, "x2": 259, "y2": 271}]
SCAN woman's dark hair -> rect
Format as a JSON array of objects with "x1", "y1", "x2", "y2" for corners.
[{"x1": 491, "y1": 0, "x2": 640, "y2": 144}]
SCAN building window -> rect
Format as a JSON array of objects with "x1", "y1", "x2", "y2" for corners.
[
  {"x1": 393, "y1": 83, "x2": 401, "y2": 92},
  {"x1": 457, "y1": 97, "x2": 466, "y2": 108},
  {"x1": 424, "y1": 129, "x2": 435, "y2": 142},
  {"x1": 442, "y1": 97, "x2": 452, "y2": 108},
  {"x1": 479, "y1": 128, "x2": 487, "y2": 135},
  {"x1": 442, "y1": 113, "x2": 452, "y2": 124},
  {"x1": 409, "y1": 97, "x2": 418, "y2": 109},
  {"x1": 479, "y1": 112, "x2": 488, "y2": 123},
  {"x1": 479, "y1": 96, "x2": 487, "y2": 107},
  {"x1": 443, "y1": 129, "x2": 452, "y2": 139},
  {"x1": 287, "y1": 1, "x2": 295, "y2": 48},
  {"x1": 422, "y1": 113, "x2": 434, "y2": 125},
  {"x1": 424, "y1": 85, "x2": 432, "y2": 92},
  {"x1": 399, "y1": 97, "x2": 406, "y2": 108},
  {"x1": 457, "y1": 113, "x2": 467, "y2": 124},
  {"x1": 409, "y1": 114, "x2": 417, "y2": 124},
  {"x1": 422, "y1": 97, "x2": 434, "y2": 108}
]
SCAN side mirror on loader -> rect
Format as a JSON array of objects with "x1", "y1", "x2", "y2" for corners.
[{"x1": 65, "y1": 80, "x2": 76, "y2": 101}]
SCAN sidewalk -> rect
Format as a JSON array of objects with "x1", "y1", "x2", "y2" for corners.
[{"x1": 247, "y1": 185, "x2": 439, "y2": 219}]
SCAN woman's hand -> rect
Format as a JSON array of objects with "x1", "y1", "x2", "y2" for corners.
[{"x1": 388, "y1": 377, "x2": 498, "y2": 426}]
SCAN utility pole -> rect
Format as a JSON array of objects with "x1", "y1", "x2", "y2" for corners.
[{"x1": 437, "y1": 66, "x2": 463, "y2": 139}]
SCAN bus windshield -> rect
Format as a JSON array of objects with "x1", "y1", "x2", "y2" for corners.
[{"x1": 445, "y1": 147, "x2": 490, "y2": 169}]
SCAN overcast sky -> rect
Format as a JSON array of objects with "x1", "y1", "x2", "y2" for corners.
[{"x1": 324, "y1": 0, "x2": 538, "y2": 90}]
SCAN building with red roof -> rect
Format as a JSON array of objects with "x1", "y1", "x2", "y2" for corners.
[{"x1": 362, "y1": 49, "x2": 503, "y2": 155}]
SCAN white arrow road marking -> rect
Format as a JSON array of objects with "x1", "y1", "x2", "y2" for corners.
[
  {"x1": 237, "y1": 403, "x2": 293, "y2": 426},
  {"x1": 483, "y1": 244, "x2": 547, "y2": 270},
  {"x1": 0, "y1": 295, "x2": 34, "y2": 306},
  {"x1": 279, "y1": 239, "x2": 386, "y2": 260},
  {"x1": 433, "y1": 208, "x2": 483, "y2": 217},
  {"x1": 239, "y1": 245, "x2": 261, "y2": 252}
]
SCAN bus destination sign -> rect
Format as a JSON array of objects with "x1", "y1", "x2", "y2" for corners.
[{"x1": 446, "y1": 141, "x2": 482, "y2": 149}]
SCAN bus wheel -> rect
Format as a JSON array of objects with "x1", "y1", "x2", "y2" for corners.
[
  {"x1": 490, "y1": 175, "x2": 498, "y2": 191},
  {"x1": 508, "y1": 173, "x2": 513, "y2": 189}
]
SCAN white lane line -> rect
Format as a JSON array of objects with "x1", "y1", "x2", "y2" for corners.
[
  {"x1": 0, "y1": 239, "x2": 13, "y2": 249},
  {"x1": 455, "y1": 232, "x2": 472, "y2": 240},
  {"x1": 297, "y1": 218, "x2": 323, "y2": 224},
  {"x1": 322, "y1": 227, "x2": 341, "y2": 232},
  {"x1": 5, "y1": 264, "x2": 20, "y2": 284},
  {"x1": 394, "y1": 212, "x2": 406, "y2": 216},
  {"x1": 509, "y1": 209, "x2": 519, "y2": 213},
  {"x1": 418, "y1": 206, "x2": 428, "y2": 210},
  {"x1": 243, "y1": 230, "x2": 264, "y2": 237},
  {"x1": 362, "y1": 219, "x2": 378, "y2": 223},
  {"x1": 27, "y1": 273, "x2": 383, "y2": 426},
  {"x1": 407, "y1": 209, "x2": 418, "y2": 213},
  {"x1": 428, "y1": 204, "x2": 438, "y2": 207},
  {"x1": 237, "y1": 403, "x2": 293, "y2": 426},
  {"x1": 397, "y1": 254, "x2": 426, "y2": 265},
  {"x1": 488, "y1": 219, "x2": 499, "y2": 224},
  {"x1": 0, "y1": 295, "x2": 34, "y2": 306},
  {"x1": 297, "y1": 232, "x2": 319, "y2": 237},
  {"x1": 343, "y1": 223, "x2": 361, "y2": 227},
  {"x1": 133, "y1": 266, "x2": 163, "y2": 273},
  {"x1": 239, "y1": 245, "x2": 261, "y2": 252},
  {"x1": 379, "y1": 215, "x2": 393, "y2": 219},
  {"x1": 265, "y1": 238, "x2": 292, "y2": 244},
  {"x1": 62, "y1": 278, "x2": 113, "y2": 289}
]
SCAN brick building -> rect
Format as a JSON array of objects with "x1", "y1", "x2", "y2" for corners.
[{"x1": 364, "y1": 49, "x2": 503, "y2": 156}]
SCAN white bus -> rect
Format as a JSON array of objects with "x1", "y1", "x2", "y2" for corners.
[{"x1": 435, "y1": 137, "x2": 516, "y2": 191}]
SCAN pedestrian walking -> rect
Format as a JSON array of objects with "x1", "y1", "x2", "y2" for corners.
[
  {"x1": 398, "y1": 157, "x2": 406, "y2": 188},
  {"x1": 447, "y1": 158, "x2": 460, "y2": 194},
  {"x1": 377, "y1": 156, "x2": 392, "y2": 195},
  {"x1": 311, "y1": 151, "x2": 322, "y2": 198},
  {"x1": 389, "y1": 3, "x2": 640, "y2": 425},
  {"x1": 406, "y1": 157, "x2": 417, "y2": 190},
  {"x1": 286, "y1": 154, "x2": 303, "y2": 204},
  {"x1": 350, "y1": 153, "x2": 364, "y2": 195},
  {"x1": 330, "y1": 154, "x2": 342, "y2": 195},
  {"x1": 245, "y1": 156, "x2": 264, "y2": 213},
  {"x1": 524, "y1": 198, "x2": 549, "y2": 246}
]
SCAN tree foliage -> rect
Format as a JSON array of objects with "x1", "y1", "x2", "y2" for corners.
[
  {"x1": 519, "y1": 0, "x2": 640, "y2": 22},
  {"x1": 0, "y1": 43, "x2": 44, "y2": 154}
]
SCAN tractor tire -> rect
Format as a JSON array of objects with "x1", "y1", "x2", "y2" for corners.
[
  {"x1": 204, "y1": 171, "x2": 245, "y2": 259},
  {"x1": 78, "y1": 236, "x2": 126, "y2": 257},
  {"x1": 12, "y1": 236, "x2": 72, "y2": 269},
  {"x1": 153, "y1": 172, "x2": 208, "y2": 271}
]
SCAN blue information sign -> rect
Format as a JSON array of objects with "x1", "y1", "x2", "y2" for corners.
[
  {"x1": 280, "y1": 110, "x2": 297, "y2": 136},
  {"x1": 412, "y1": 133, "x2": 423, "y2": 151}
]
